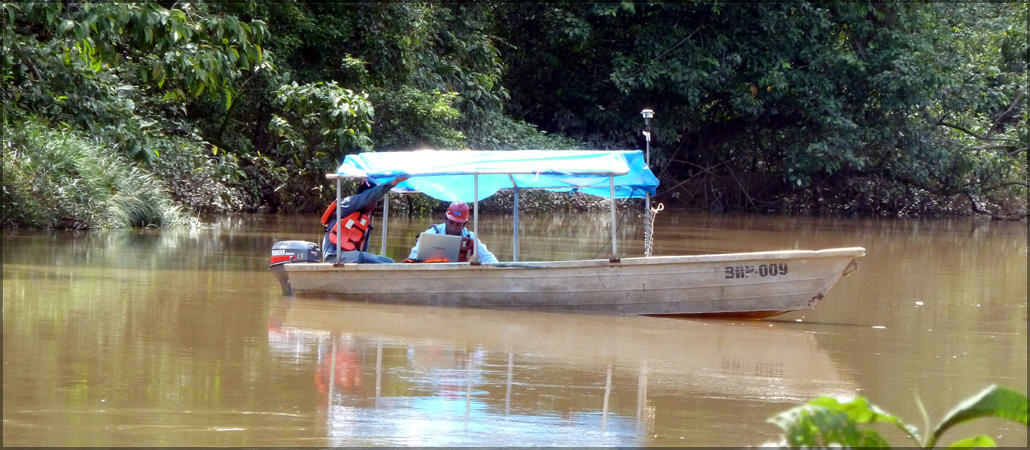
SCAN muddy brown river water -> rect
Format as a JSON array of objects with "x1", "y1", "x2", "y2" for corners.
[{"x1": 2, "y1": 211, "x2": 1026, "y2": 446}]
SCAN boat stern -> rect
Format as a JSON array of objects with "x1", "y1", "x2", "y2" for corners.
[{"x1": 269, "y1": 240, "x2": 321, "y2": 296}]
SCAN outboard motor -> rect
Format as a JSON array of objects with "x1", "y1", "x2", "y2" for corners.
[{"x1": 269, "y1": 240, "x2": 320, "y2": 295}]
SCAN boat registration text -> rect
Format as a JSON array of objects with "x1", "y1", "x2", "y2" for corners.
[{"x1": 724, "y1": 263, "x2": 789, "y2": 279}]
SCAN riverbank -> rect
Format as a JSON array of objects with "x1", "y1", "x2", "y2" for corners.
[
  {"x1": 3, "y1": 156, "x2": 1025, "y2": 230},
  {"x1": 2, "y1": 116, "x2": 1024, "y2": 231}
]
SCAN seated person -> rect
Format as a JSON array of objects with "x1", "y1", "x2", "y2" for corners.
[
  {"x1": 406, "y1": 201, "x2": 498, "y2": 263},
  {"x1": 321, "y1": 175, "x2": 408, "y2": 263}
]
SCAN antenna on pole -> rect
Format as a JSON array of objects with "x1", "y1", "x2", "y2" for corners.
[
  {"x1": 641, "y1": 109, "x2": 655, "y2": 256},
  {"x1": 641, "y1": 109, "x2": 653, "y2": 163}
]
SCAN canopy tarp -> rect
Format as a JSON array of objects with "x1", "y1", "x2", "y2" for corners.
[{"x1": 335, "y1": 150, "x2": 659, "y2": 202}]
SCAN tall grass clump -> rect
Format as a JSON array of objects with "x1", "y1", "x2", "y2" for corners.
[{"x1": 2, "y1": 120, "x2": 196, "y2": 229}]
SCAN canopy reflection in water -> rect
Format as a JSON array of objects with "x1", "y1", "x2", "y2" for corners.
[{"x1": 268, "y1": 298, "x2": 854, "y2": 446}]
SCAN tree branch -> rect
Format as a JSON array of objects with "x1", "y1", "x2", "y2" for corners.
[
  {"x1": 992, "y1": 89, "x2": 1026, "y2": 128},
  {"x1": 977, "y1": 144, "x2": 1028, "y2": 155},
  {"x1": 940, "y1": 122, "x2": 987, "y2": 140},
  {"x1": 940, "y1": 122, "x2": 1024, "y2": 142},
  {"x1": 19, "y1": 54, "x2": 41, "y2": 81}
]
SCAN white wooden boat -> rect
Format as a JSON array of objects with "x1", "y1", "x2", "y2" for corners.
[{"x1": 270, "y1": 150, "x2": 864, "y2": 318}]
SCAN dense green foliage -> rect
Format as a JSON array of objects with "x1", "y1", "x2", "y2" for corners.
[
  {"x1": 2, "y1": 120, "x2": 193, "y2": 228},
  {"x1": 495, "y1": 2, "x2": 1027, "y2": 217},
  {"x1": 2, "y1": 1, "x2": 1026, "y2": 228},
  {"x1": 767, "y1": 385, "x2": 1028, "y2": 448}
]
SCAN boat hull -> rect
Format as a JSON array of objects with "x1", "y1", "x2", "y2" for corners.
[{"x1": 279, "y1": 248, "x2": 864, "y2": 316}]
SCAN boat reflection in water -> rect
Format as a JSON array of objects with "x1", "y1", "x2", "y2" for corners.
[{"x1": 267, "y1": 298, "x2": 855, "y2": 446}]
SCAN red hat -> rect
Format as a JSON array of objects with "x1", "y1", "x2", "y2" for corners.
[{"x1": 446, "y1": 202, "x2": 469, "y2": 223}]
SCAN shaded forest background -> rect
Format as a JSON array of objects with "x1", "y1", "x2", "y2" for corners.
[{"x1": 2, "y1": 1, "x2": 1026, "y2": 229}]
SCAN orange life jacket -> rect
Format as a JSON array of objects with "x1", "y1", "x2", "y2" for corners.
[
  {"x1": 458, "y1": 237, "x2": 474, "y2": 262},
  {"x1": 321, "y1": 202, "x2": 371, "y2": 252}
]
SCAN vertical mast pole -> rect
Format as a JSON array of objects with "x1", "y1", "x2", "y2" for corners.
[
  {"x1": 509, "y1": 174, "x2": 519, "y2": 262},
  {"x1": 380, "y1": 191, "x2": 389, "y2": 256},
  {"x1": 609, "y1": 174, "x2": 618, "y2": 259},
  {"x1": 512, "y1": 188, "x2": 519, "y2": 262},
  {"x1": 641, "y1": 109, "x2": 654, "y2": 257},
  {"x1": 472, "y1": 173, "x2": 480, "y2": 263},
  {"x1": 335, "y1": 177, "x2": 341, "y2": 264}
]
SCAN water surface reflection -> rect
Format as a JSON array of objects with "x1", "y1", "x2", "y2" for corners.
[
  {"x1": 267, "y1": 298, "x2": 854, "y2": 446},
  {"x1": 2, "y1": 212, "x2": 1025, "y2": 446}
]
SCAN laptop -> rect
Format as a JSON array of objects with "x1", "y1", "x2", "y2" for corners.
[{"x1": 415, "y1": 233, "x2": 463, "y2": 262}]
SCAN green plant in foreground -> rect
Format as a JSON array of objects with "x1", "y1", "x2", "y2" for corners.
[{"x1": 767, "y1": 385, "x2": 1027, "y2": 448}]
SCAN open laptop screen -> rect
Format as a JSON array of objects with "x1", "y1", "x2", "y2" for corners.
[{"x1": 415, "y1": 233, "x2": 463, "y2": 262}]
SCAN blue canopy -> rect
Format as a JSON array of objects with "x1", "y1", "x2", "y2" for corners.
[{"x1": 335, "y1": 150, "x2": 659, "y2": 202}]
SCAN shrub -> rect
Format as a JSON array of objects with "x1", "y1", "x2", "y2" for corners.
[
  {"x1": 2, "y1": 119, "x2": 196, "y2": 229},
  {"x1": 146, "y1": 136, "x2": 252, "y2": 215}
]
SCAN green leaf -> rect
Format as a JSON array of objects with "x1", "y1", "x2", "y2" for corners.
[
  {"x1": 771, "y1": 396, "x2": 924, "y2": 447},
  {"x1": 768, "y1": 402, "x2": 891, "y2": 447},
  {"x1": 152, "y1": 62, "x2": 164, "y2": 81},
  {"x1": 212, "y1": 145, "x2": 219, "y2": 156},
  {"x1": 928, "y1": 385, "x2": 1028, "y2": 448},
  {"x1": 5, "y1": 4, "x2": 17, "y2": 26},
  {"x1": 948, "y1": 435, "x2": 996, "y2": 447}
]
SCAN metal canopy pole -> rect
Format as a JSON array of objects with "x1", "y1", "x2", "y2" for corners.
[
  {"x1": 512, "y1": 189, "x2": 519, "y2": 262},
  {"x1": 335, "y1": 177, "x2": 341, "y2": 264},
  {"x1": 509, "y1": 174, "x2": 519, "y2": 262},
  {"x1": 472, "y1": 173, "x2": 480, "y2": 263},
  {"x1": 609, "y1": 174, "x2": 618, "y2": 260},
  {"x1": 380, "y1": 191, "x2": 389, "y2": 256}
]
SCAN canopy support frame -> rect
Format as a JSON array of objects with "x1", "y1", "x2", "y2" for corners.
[
  {"x1": 334, "y1": 177, "x2": 341, "y2": 265},
  {"x1": 471, "y1": 173, "x2": 481, "y2": 265},
  {"x1": 509, "y1": 174, "x2": 519, "y2": 262},
  {"x1": 327, "y1": 150, "x2": 659, "y2": 265},
  {"x1": 609, "y1": 175, "x2": 619, "y2": 263},
  {"x1": 380, "y1": 192, "x2": 389, "y2": 256}
]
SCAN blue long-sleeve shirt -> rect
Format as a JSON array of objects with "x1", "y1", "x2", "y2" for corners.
[
  {"x1": 407, "y1": 223, "x2": 498, "y2": 263},
  {"x1": 322, "y1": 182, "x2": 394, "y2": 260}
]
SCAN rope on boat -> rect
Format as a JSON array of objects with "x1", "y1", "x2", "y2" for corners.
[
  {"x1": 644, "y1": 203, "x2": 664, "y2": 257},
  {"x1": 843, "y1": 259, "x2": 859, "y2": 276}
]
